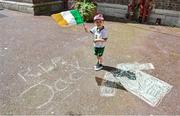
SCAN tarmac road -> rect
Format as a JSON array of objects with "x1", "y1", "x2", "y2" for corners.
[{"x1": 0, "y1": 9, "x2": 180, "y2": 115}]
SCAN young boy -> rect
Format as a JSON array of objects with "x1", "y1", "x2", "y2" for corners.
[{"x1": 84, "y1": 14, "x2": 108, "y2": 71}]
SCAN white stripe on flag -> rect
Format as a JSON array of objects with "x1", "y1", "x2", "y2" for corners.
[{"x1": 60, "y1": 11, "x2": 77, "y2": 25}]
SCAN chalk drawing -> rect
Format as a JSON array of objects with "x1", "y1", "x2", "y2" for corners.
[
  {"x1": 17, "y1": 54, "x2": 92, "y2": 109},
  {"x1": 38, "y1": 63, "x2": 56, "y2": 73},
  {"x1": 74, "y1": 60, "x2": 80, "y2": 70},
  {"x1": 69, "y1": 72, "x2": 82, "y2": 81},
  {"x1": 17, "y1": 73, "x2": 27, "y2": 82},
  {"x1": 19, "y1": 79, "x2": 58, "y2": 109},
  {"x1": 54, "y1": 78, "x2": 72, "y2": 92},
  {"x1": 17, "y1": 55, "x2": 90, "y2": 83},
  {"x1": 24, "y1": 67, "x2": 39, "y2": 77},
  {"x1": 117, "y1": 63, "x2": 154, "y2": 71},
  {"x1": 60, "y1": 89, "x2": 80, "y2": 103},
  {"x1": 19, "y1": 79, "x2": 55, "y2": 109},
  {"x1": 100, "y1": 73, "x2": 116, "y2": 97},
  {"x1": 67, "y1": 60, "x2": 89, "y2": 74},
  {"x1": 51, "y1": 56, "x2": 62, "y2": 67},
  {"x1": 17, "y1": 67, "x2": 44, "y2": 83},
  {"x1": 15, "y1": 34, "x2": 97, "y2": 110},
  {"x1": 19, "y1": 80, "x2": 45, "y2": 97},
  {"x1": 17, "y1": 55, "x2": 91, "y2": 84},
  {"x1": 100, "y1": 86, "x2": 115, "y2": 97},
  {"x1": 104, "y1": 63, "x2": 173, "y2": 107},
  {"x1": 24, "y1": 67, "x2": 41, "y2": 78},
  {"x1": 61, "y1": 58, "x2": 67, "y2": 65},
  {"x1": 36, "y1": 83, "x2": 55, "y2": 109},
  {"x1": 19, "y1": 77, "x2": 78, "y2": 109}
]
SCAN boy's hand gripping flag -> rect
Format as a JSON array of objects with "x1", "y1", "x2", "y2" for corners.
[{"x1": 51, "y1": 10, "x2": 84, "y2": 27}]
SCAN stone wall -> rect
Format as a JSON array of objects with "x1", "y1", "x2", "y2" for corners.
[
  {"x1": 3, "y1": 0, "x2": 60, "y2": 4},
  {"x1": 154, "y1": 0, "x2": 180, "y2": 11},
  {"x1": 3, "y1": 0, "x2": 33, "y2": 3},
  {"x1": 97, "y1": 0, "x2": 180, "y2": 11},
  {"x1": 97, "y1": 0, "x2": 128, "y2": 5},
  {"x1": 97, "y1": 0, "x2": 180, "y2": 26},
  {"x1": 0, "y1": 0, "x2": 64, "y2": 15}
]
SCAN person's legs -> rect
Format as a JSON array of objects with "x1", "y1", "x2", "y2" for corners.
[
  {"x1": 99, "y1": 56, "x2": 103, "y2": 65},
  {"x1": 97, "y1": 56, "x2": 100, "y2": 64},
  {"x1": 94, "y1": 56, "x2": 103, "y2": 70},
  {"x1": 94, "y1": 47, "x2": 104, "y2": 70}
]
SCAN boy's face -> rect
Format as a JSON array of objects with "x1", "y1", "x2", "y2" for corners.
[{"x1": 94, "y1": 19, "x2": 104, "y2": 28}]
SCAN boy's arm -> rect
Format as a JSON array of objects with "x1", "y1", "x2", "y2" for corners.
[
  {"x1": 94, "y1": 29, "x2": 108, "y2": 42},
  {"x1": 84, "y1": 24, "x2": 95, "y2": 34},
  {"x1": 83, "y1": 24, "x2": 91, "y2": 33},
  {"x1": 94, "y1": 38, "x2": 106, "y2": 42},
  {"x1": 94, "y1": 30, "x2": 108, "y2": 42}
]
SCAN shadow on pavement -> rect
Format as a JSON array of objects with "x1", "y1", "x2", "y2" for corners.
[
  {"x1": 102, "y1": 65, "x2": 136, "y2": 80},
  {"x1": 95, "y1": 65, "x2": 136, "y2": 91},
  {"x1": 95, "y1": 76, "x2": 127, "y2": 91}
]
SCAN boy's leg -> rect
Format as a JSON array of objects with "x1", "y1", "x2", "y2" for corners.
[
  {"x1": 97, "y1": 56, "x2": 100, "y2": 64},
  {"x1": 94, "y1": 56, "x2": 99, "y2": 68},
  {"x1": 96, "y1": 56, "x2": 103, "y2": 64},
  {"x1": 94, "y1": 56, "x2": 103, "y2": 71},
  {"x1": 94, "y1": 47, "x2": 104, "y2": 70},
  {"x1": 99, "y1": 47, "x2": 104, "y2": 65},
  {"x1": 99, "y1": 56, "x2": 103, "y2": 65}
]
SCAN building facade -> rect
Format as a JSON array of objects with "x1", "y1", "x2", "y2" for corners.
[
  {"x1": 97, "y1": 0, "x2": 180, "y2": 26},
  {"x1": 97, "y1": 0, "x2": 180, "y2": 11},
  {"x1": 0, "y1": 0, "x2": 180, "y2": 26}
]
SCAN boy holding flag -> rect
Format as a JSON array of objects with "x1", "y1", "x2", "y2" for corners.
[
  {"x1": 84, "y1": 14, "x2": 108, "y2": 71},
  {"x1": 52, "y1": 11, "x2": 108, "y2": 71}
]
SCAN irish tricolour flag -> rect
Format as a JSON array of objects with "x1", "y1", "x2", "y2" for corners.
[{"x1": 51, "y1": 10, "x2": 84, "y2": 27}]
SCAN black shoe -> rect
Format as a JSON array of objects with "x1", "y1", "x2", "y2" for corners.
[
  {"x1": 99, "y1": 64, "x2": 103, "y2": 67},
  {"x1": 94, "y1": 64, "x2": 103, "y2": 71},
  {"x1": 94, "y1": 62, "x2": 99, "y2": 68}
]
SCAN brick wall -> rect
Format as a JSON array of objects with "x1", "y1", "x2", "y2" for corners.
[{"x1": 97, "y1": 0, "x2": 180, "y2": 11}]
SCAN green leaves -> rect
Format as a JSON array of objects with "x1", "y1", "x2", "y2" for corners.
[{"x1": 74, "y1": 0, "x2": 96, "y2": 22}]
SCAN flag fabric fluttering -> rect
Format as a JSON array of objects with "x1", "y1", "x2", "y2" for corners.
[{"x1": 51, "y1": 10, "x2": 84, "y2": 27}]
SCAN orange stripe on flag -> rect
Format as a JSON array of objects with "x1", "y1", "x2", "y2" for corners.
[{"x1": 51, "y1": 13, "x2": 68, "y2": 26}]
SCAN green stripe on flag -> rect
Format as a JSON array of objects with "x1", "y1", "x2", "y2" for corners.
[{"x1": 70, "y1": 10, "x2": 84, "y2": 25}]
